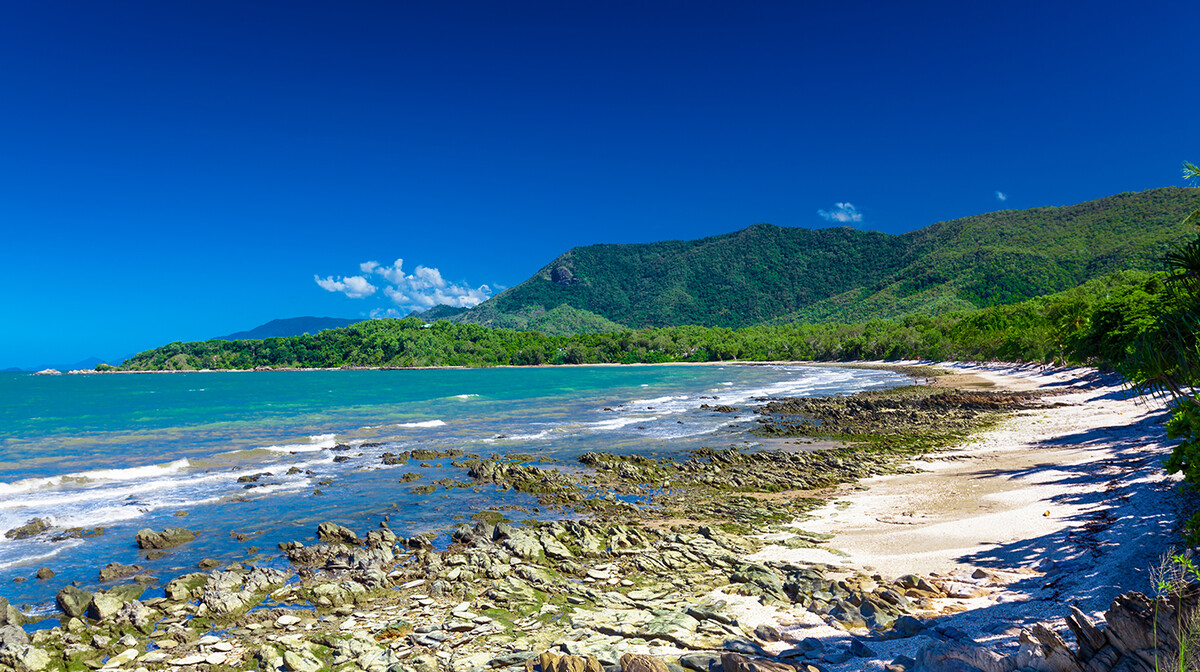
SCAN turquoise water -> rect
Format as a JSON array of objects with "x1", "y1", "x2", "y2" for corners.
[{"x1": 0, "y1": 364, "x2": 908, "y2": 612}]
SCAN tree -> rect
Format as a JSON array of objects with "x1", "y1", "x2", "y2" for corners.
[{"x1": 1122, "y1": 162, "x2": 1200, "y2": 536}]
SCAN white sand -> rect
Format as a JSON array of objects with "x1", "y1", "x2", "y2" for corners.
[{"x1": 728, "y1": 362, "x2": 1184, "y2": 668}]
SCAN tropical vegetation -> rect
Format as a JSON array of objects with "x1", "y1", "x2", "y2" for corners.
[
  {"x1": 115, "y1": 268, "x2": 1175, "y2": 371},
  {"x1": 1121, "y1": 165, "x2": 1200, "y2": 538}
]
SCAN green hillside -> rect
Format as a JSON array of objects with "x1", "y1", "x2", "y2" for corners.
[
  {"x1": 446, "y1": 187, "x2": 1200, "y2": 329},
  {"x1": 113, "y1": 268, "x2": 1173, "y2": 371}
]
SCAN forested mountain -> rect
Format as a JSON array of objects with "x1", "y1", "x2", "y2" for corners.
[
  {"x1": 113, "y1": 269, "x2": 1171, "y2": 371},
  {"x1": 442, "y1": 187, "x2": 1200, "y2": 328},
  {"x1": 215, "y1": 316, "x2": 363, "y2": 340}
]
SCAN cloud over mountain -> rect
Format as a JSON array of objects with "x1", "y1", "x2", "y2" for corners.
[
  {"x1": 316, "y1": 258, "x2": 490, "y2": 311},
  {"x1": 818, "y1": 202, "x2": 863, "y2": 223}
]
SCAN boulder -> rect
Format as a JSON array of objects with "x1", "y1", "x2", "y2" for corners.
[
  {"x1": 283, "y1": 649, "x2": 324, "y2": 672},
  {"x1": 533, "y1": 651, "x2": 605, "y2": 672},
  {"x1": 87, "y1": 591, "x2": 126, "y2": 621},
  {"x1": 0, "y1": 625, "x2": 49, "y2": 672},
  {"x1": 316, "y1": 522, "x2": 360, "y2": 545},
  {"x1": 720, "y1": 653, "x2": 797, "y2": 672},
  {"x1": 34, "y1": 568, "x2": 53, "y2": 580},
  {"x1": 56, "y1": 585, "x2": 92, "y2": 618},
  {"x1": 4, "y1": 518, "x2": 49, "y2": 540},
  {"x1": 135, "y1": 527, "x2": 195, "y2": 549},
  {"x1": 501, "y1": 531, "x2": 544, "y2": 561},
  {"x1": 850, "y1": 638, "x2": 878, "y2": 658},
  {"x1": 98, "y1": 562, "x2": 142, "y2": 582},
  {"x1": 621, "y1": 653, "x2": 669, "y2": 672},
  {"x1": 912, "y1": 642, "x2": 1012, "y2": 672},
  {"x1": 164, "y1": 572, "x2": 207, "y2": 601},
  {"x1": 679, "y1": 653, "x2": 722, "y2": 672}
]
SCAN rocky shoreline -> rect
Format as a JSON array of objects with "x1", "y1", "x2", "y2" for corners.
[{"x1": 0, "y1": 364, "x2": 1186, "y2": 672}]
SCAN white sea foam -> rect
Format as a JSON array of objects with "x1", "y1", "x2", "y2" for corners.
[
  {"x1": 453, "y1": 394, "x2": 479, "y2": 400},
  {"x1": 586, "y1": 416, "x2": 656, "y2": 431},
  {"x1": 394, "y1": 420, "x2": 446, "y2": 428},
  {"x1": 0, "y1": 470, "x2": 231, "y2": 511},
  {"x1": 0, "y1": 476, "x2": 64, "y2": 496},
  {"x1": 262, "y1": 433, "x2": 341, "y2": 453},
  {"x1": 0, "y1": 538, "x2": 84, "y2": 571},
  {"x1": 66, "y1": 458, "x2": 192, "y2": 484},
  {"x1": 0, "y1": 459, "x2": 192, "y2": 496},
  {"x1": 499, "y1": 430, "x2": 553, "y2": 441}
]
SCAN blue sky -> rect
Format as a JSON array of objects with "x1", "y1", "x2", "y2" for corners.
[{"x1": 1, "y1": 1, "x2": 1198, "y2": 368}]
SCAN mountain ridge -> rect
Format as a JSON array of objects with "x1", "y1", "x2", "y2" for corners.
[
  {"x1": 438, "y1": 186, "x2": 1200, "y2": 329},
  {"x1": 214, "y1": 316, "x2": 363, "y2": 340}
]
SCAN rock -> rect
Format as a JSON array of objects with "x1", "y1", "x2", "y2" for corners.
[
  {"x1": 56, "y1": 585, "x2": 92, "y2": 618},
  {"x1": 107, "y1": 648, "x2": 139, "y2": 667},
  {"x1": 621, "y1": 653, "x2": 669, "y2": 672},
  {"x1": 276, "y1": 614, "x2": 302, "y2": 627},
  {"x1": 540, "y1": 533, "x2": 575, "y2": 559},
  {"x1": 164, "y1": 573, "x2": 206, "y2": 601},
  {"x1": 679, "y1": 653, "x2": 722, "y2": 672},
  {"x1": 316, "y1": 522, "x2": 360, "y2": 545},
  {"x1": 892, "y1": 615, "x2": 926, "y2": 638},
  {"x1": 34, "y1": 568, "x2": 53, "y2": 580},
  {"x1": 822, "y1": 650, "x2": 852, "y2": 665},
  {"x1": 502, "y1": 530, "x2": 545, "y2": 560},
  {"x1": 491, "y1": 652, "x2": 539, "y2": 668},
  {"x1": 10, "y1": 646, "x2": 49, "y2": 672},
  {"x1": 198, "y1": 558, "x2": 220, "y2": 569},
  {"x1": 283, "y1": 649, "x2": 324, "y2": 672},
  {"x1": 0, "y1": 625, "x2": 50, "y2": 672},
  {"x1": 535, "y1": 651, "x2": 604, "y2": 672},
  {"x1": 87, "y1": 592, "x2": 126, "y2": 621},
  {"x1": 753, "y1": 624, "x2": 782, "y2": 642},
  {"x1": 0, "y1": 625, "x2": 28, "y2": 650},
  {"x1": 720, "y1": 653, "x2": 797, "y2": 672},
  {"x1": 850, "y1": 639, "x2": 877, "y2": 658},
  {"x1": 135, "y1": 527, "x2": 195, "y2": 549},
  {"x1": 912, "y1": 641, "x2": 1011, "y2": 672},
  {"x1": 4, "y1": 518, "x2": 50, "y2": 540},
  {"x1": 98, "y1": 562, "x2": 142, "y2": 582},
  {"x1": 971, "y1": 568, "x2": 999, "y2": 581},
  {"x1": 723, "y1": 640, "x2": 770, "y2": 658}
]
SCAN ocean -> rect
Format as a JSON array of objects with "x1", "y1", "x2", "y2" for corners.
[{"x1": 0, "y1": 363, "x2": 909, "y2": 613}]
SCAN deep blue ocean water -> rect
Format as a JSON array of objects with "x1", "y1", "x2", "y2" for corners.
[{"x1": 0, "y1": 364, "x2": 908, "y2": 613}]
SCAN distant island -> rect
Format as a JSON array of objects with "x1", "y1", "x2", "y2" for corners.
[{"x1": 212, "y1": 316, "x2": 365, "y2": 341}]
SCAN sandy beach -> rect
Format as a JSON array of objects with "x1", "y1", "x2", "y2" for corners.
[{"x1": 725, "y1": 362, "x2": 1183, "y2": 668}]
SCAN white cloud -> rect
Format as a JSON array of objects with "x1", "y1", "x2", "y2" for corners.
[
  {"x1": 817, "y1": 202, "x2": 863, "y2": 223},
  {"x1": 317, "y1": 257, "x2": 492, "y2": 312},
  {"x1": 314, "y1": 275, "x2": 377, "y2": 298},
  {"x1": 995, "y1": 191, "x2": 1008, "y2": 202}
]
